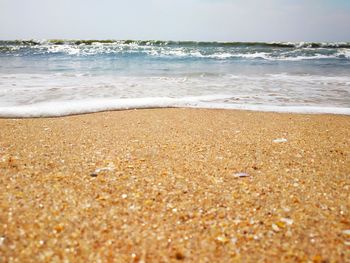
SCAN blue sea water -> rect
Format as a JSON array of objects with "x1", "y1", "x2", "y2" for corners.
[{"x1": 0, "y1": 40, "x2": 349, "y2": 117}]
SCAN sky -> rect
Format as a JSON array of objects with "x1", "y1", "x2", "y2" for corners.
[{"x1": 1, "y1": 0, "x2": 350, "y2": 42}]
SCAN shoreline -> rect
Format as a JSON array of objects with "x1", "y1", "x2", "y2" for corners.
[
  {"x1": 1, "y1": 104, "x2": 350, "y2": 119},
  {"x1": 1, "y1": 108, "x2": 349, "y2": 261},
  {"x1": 1, "y1": 98, "x2": 350, "y2": 118}
]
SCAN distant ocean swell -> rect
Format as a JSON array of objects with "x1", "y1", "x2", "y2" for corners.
[
  {"x1": 2, "y1": 39, "x2": 350, "y2": 48},
  {"x1": 0, "y1": 40, "x2": 349, "y2": 117}
]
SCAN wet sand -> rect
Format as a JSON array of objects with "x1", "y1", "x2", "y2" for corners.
[{"x1": 0, "y1": 109, "x2": 349, "y2": 262}]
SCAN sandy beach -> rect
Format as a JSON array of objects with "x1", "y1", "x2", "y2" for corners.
[{"x1": 0, "y1": 108, "x2": 349, "y2": 262}]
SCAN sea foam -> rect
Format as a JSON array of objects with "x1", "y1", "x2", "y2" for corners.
[{"x1": 0, "y1": 96, "x2": 349, "y2": 118}]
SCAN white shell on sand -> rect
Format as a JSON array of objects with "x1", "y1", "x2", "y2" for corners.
[
  {"x1": 273, "y1": 138, "x2": 288, "y2": 143},
  {"x1": 233, "y1": 172, "x2": 249, "y2": 178},
  {"x1": 281, "y1": 218, "x2": 294, "y2": 225},
  {"x1": 342, "y1": 229, "x2": 350, "y2": 235}
]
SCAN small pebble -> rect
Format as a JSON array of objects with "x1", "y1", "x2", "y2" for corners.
[
  {"x1": 285, "y1": 230, "x2": 292, "y2": 237},
  {"x1": 216, "y1": 236, "x2": 229, "y2": 243},
  {"x1": 121, "y1": 194, "x2": 128, "y2": 199},
  {"x1": 272, "y1": 224, "x2": 280, "y2": 232},
  {"x1": 276, "y1": 221, "x2": 286, "y2": 228},
  {"x1": 0, "y1": 236, "x2": 5, "y2": 246},
  {"x1": 175, "y1": 252, "x2": 185, "y2": 260}
]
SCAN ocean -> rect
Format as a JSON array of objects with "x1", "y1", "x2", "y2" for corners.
[{"x1": 0, "y1": 40, "x2": 349, "y2": 117}]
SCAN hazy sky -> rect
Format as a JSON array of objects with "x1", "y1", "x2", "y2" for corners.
[{"x1": 1, "y1": 0, "x2": 350, "y2": 41}]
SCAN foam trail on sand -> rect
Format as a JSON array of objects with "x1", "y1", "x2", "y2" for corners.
[{"x1": 0, "y1": 96, "x2": 349, "y2": 118}]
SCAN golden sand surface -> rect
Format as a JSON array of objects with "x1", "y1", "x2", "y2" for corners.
[{"x1": 0, "y1": 109, "x2": 350, "y2": 262}]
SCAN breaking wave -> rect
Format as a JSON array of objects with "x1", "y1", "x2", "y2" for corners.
[{"x1": 0, "y1": 40, "x2": 349, "y2": 61}]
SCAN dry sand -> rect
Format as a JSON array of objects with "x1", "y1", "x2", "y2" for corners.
[{"x1": 0, "y1": 108, "x2": 349, "y2": 262}]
